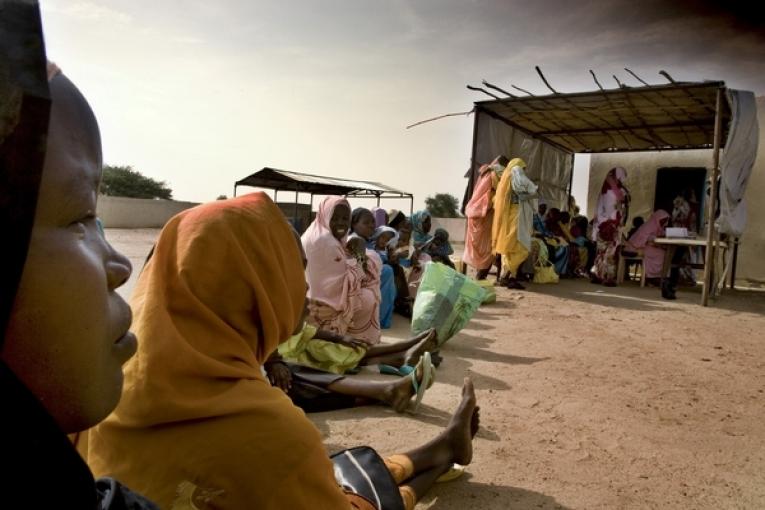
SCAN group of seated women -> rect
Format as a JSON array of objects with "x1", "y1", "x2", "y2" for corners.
[{"x1": 2, "y1": 17, "x2": 479, "y2": 510}]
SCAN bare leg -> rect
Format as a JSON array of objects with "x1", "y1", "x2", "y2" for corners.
[
  {"x1": 402, "y1": 464, "x2": 451, "y2": 503},
  {"x1": 360, "y1": 329, "x2": 437, "y2": 367},
  {"x1": 402, "y1": 378, "x2": 479, "y2": 474},
  {"x1": 326, "y1": 361, "x2": 429, "y2": 412}
]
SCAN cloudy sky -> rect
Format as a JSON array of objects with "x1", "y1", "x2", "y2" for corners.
[{"x1": 40, "y1": 0, "x2": 765, "y2": 210}]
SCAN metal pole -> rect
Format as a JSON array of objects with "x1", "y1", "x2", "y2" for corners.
[
  {"x1": 701, "y1": 88, "x2": 724, "y2": 306},
  {"x1": 233, "y1": 184, "x2": 238, "y2": 197},
  {"x1": 274, "y1": 189, "x2": 278, "y2": 203},
  {"x1": 409, "y1": 196, "x2": 414, "y2": 215},
  {"x1": 293, "y1": 189, "x2": 299, "y2": 221},
  {"x1": 376, "y1": 193, "x2": 381, "y2": 207}
]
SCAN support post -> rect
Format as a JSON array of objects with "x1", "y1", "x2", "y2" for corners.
[
  {"x1": 293, "y1": 189, "x2": 299, "y2": 223},
  {"x1": 701, "y1": 88, "x2": 724, "y2": 306},
  {"x1": 730, "y1": 238, "x2": 739, "y2": 290},
  {"x1": 567, "y1": 152, "x2": 575, "y2": 210}
]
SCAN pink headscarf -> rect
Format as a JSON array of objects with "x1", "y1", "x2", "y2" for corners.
[
  {"x1": 301, "y1": 196, "x2": 363, "y2": 312},
  {"x1": 627, "y1": 209, "x2": 670, "y2": 249}
]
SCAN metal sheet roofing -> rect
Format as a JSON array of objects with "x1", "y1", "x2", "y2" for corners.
[
  {"x1": 474, "y1": 81, "x2": 731, "y2": 153},
  {"x1": 235, "y1": 168, "x2": 412, "y2": 197}
]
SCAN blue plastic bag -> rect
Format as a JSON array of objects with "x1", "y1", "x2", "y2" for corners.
[{"x1": 411, "y1": 262, "x2": 487, "y2": 346}]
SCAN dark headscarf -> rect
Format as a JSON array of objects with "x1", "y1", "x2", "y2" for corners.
[
  {"x1": 0, "y1": 4, "x2": 155, "y2": 508},
  {"x1": 351, "y1": 207, "x2": 373, "y2": 239}
]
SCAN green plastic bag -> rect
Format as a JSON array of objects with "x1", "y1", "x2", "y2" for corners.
[
  {"x1": 411, "y1": 262, "x2": 487, "y2": 346},
  {"x1": 475, "y1": 279, "x2": 496, "y2": 304}
]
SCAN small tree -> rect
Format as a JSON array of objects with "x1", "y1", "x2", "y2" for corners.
[
  {"x1": 101, "y1": 165, "x2": 172, "y2": 199},
  {"x1": 425, "y1": 193, "x2": 460, "y2": 218}
]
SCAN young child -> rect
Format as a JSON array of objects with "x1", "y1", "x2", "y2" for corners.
[
  {"x1": 424, "y1": 227, "x2": 455, "y2": 269},
  {"x1": 1, "y1": 4, "x2": 156, "y2": 507}
]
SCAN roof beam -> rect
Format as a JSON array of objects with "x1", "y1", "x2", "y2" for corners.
[{"x1": 535, "y1": 120, "x2": 713, "y2": 136}]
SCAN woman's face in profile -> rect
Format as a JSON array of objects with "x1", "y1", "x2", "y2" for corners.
[{"x1": 2, "y1": 75, "x2": 136, "y2": 433}]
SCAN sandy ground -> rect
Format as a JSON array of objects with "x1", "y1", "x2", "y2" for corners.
[{"x1": 108, "y1": 228, "x2": 765, "y2": 509}]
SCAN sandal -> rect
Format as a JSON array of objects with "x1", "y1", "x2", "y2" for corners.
[
  {"x1": 378, "y1": 364, "x2": 415, "y2": 377},
  {"x1": 436, "y1": 463, "x2": 466, "y2": 483},
  {"x1": 411, "y1": 352, "x2": 434, "y2": 412}
]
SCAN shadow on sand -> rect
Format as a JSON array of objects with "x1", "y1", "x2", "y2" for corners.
[{"x1": 423, "y1": 476, "x2": 572, "y2": 510}]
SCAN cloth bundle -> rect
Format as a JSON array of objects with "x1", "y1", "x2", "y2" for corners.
[{"x1": 411, "y1": 263, "x2": 486, "y2": 346}]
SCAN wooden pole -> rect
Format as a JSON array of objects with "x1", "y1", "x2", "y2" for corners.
[{"x1": 701, "y1": 88, "x2": 724, "y2": 306}]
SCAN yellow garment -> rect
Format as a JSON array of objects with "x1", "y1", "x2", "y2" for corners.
[
  {"x1": 492, "y1": 158, "x2": 526, "y2": 258},
  {"x1": 501, "y1": 247, "x2": 529, "y2": 276},
  {"x1": 86, "y1": 193, "x2": 350, "y2": 510},
  {"x1": 278, "y1": 323, "x2": 366, "y2": 375}
]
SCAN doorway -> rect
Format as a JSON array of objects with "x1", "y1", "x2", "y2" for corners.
[{"x1": 653, "y1": 167, "x2": 706, "y2": 232}]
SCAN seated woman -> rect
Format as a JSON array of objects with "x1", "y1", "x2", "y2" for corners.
[
  {"x1": 410, "y1": 210, "x2": 434, "y2": 248},
  {"x1": 392, "y1": 218, "x2": 431, "y2": 298},
  {"x1": 424, "y1": 228, "x2": 456, "y2": 269},
  {"x1": 352, "y1": 207, "x2": 397, "y2": 329},
  {"x1": 85, "y1": 193, "x2": 481, "y2": 510},
  {"x1": 624, "y1": 210, "x2": 670, "y2": 288},
  {"x1": 370, "y1": 226, "x2": 414, "y2": 317},
  {"x1": 0, "y1": 28, "x2": 156, "y2": 508},
  {"x1": 303, "y1": 198, "x2": 382, "y2": 345},
  {"x1": 534, "y1": 207, "x2": 569, "y2": 276},
  {"x1": 557, "y1": 211, "x2": 589, "y2": 278}
]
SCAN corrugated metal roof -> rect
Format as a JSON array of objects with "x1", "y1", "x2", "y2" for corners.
[
  {"x1": 235, "y1": 168, "x2": 412, "y2": 196},
  {"x1": 475, "y1": 81, "x2": 731, "y2": 153}
]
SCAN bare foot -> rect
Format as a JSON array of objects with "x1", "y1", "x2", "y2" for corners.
[
  {"x1": 404, "y1": 329, "x2": 438, "y2": 366},
  {"x1": 445, "y1": 378, "x2": 480, "y2": 465},
  {"x1": 384, "y1": 359, "x2": 428, "y2": 413}
]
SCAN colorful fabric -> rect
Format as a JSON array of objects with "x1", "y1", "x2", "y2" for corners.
[
  {"x1": 464, "y1": 162, "x2": 498, "y2": 270},
  {"x1": 590, "y1": 168, "x2": 629, "y2": 283},
  {"x1": 411, "y1": 210, "x2": 433, "y2": 247},
  {"x1": 278, "y1": 323, "x2": 366, "y2": 375},
  {"x1": 86, "y1": 193, "x2": 350, "y2": 510},
  {"x1": 492, "y1": 159, "x2": 537, "y2": 271},
  {"x1": 371, "y1": 207, "x2": 388, "y2": 228},
  {"x1": 625, "y1": 209, "x2": 670, "y2": 278},
  {"x1": 411, "y1": 262, "x2": 486, "y2": 346},
  {"x1": 303, "y1": 197, "x2": 381, "y2": 345}
]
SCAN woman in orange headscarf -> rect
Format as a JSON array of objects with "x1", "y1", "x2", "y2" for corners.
[{"x1": 85, "y1": 193, "x2": 480, "y2": 510}]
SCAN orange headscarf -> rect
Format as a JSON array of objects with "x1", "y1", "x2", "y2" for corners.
[{"x1": 86, "y1": 193, "x2": 349, "y2": 509}]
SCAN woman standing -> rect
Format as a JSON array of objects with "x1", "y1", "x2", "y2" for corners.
[
  {"x1": 590, "y1": 167, "x2": 630, "y2": 286},
  {"x1": 492, "y1": 158, "x2": 538, "y2": 290},
  {"x1": 464, "y1": 159, "x2": 502, "y2": 279}
]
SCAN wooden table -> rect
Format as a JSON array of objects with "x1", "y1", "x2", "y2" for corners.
[{"x1": 654, "y1": 237, "x2": 729, "y2": 299}]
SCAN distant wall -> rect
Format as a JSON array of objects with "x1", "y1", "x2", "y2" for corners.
[
  {"x1": 431, "y1": 217, "x2": 466, "y2": 243},
  {"x1": 97, "y1": 196, "x2": 199, "y2": 228}
]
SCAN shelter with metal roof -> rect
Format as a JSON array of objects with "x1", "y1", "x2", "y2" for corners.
[
  {"x1": 464, "y1": 68, "x2": 757, "y2": 306},
  {"x1": 234, "y1": 167, "x2": 413, "y2": 213}
]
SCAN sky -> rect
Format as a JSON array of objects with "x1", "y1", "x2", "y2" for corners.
[{"x1": 40, "y1": 0, "x2": 765, "y2": 212}]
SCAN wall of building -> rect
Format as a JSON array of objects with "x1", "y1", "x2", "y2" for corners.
[
  {"x1": 431, "y1": 217, "x2": 466, "y2": 243},
  {"x1": 589, "y1": 96, "x2": 765, "y2": 287},
  {"x1": 97, "y1": 196, "x2": 199, "y2": 228}
]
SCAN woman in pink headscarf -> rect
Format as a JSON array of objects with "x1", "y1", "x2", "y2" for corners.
[
  {"x1": 302, "y1": 196, "x2": 381, "y2": 345},
  {"x1": 590, "y1": 167, "x2": 630, "y2": 286},
  {"x1": 624, "y1": 209, "x2": 670, "y2": 280},
  {"x1": 464, "y1": 159, "x2": 503, "y2": 279}
]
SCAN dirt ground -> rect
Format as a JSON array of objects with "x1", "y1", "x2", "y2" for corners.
[{"x1": 109, "y1": 229, "x2": 765, "y2": 510}]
